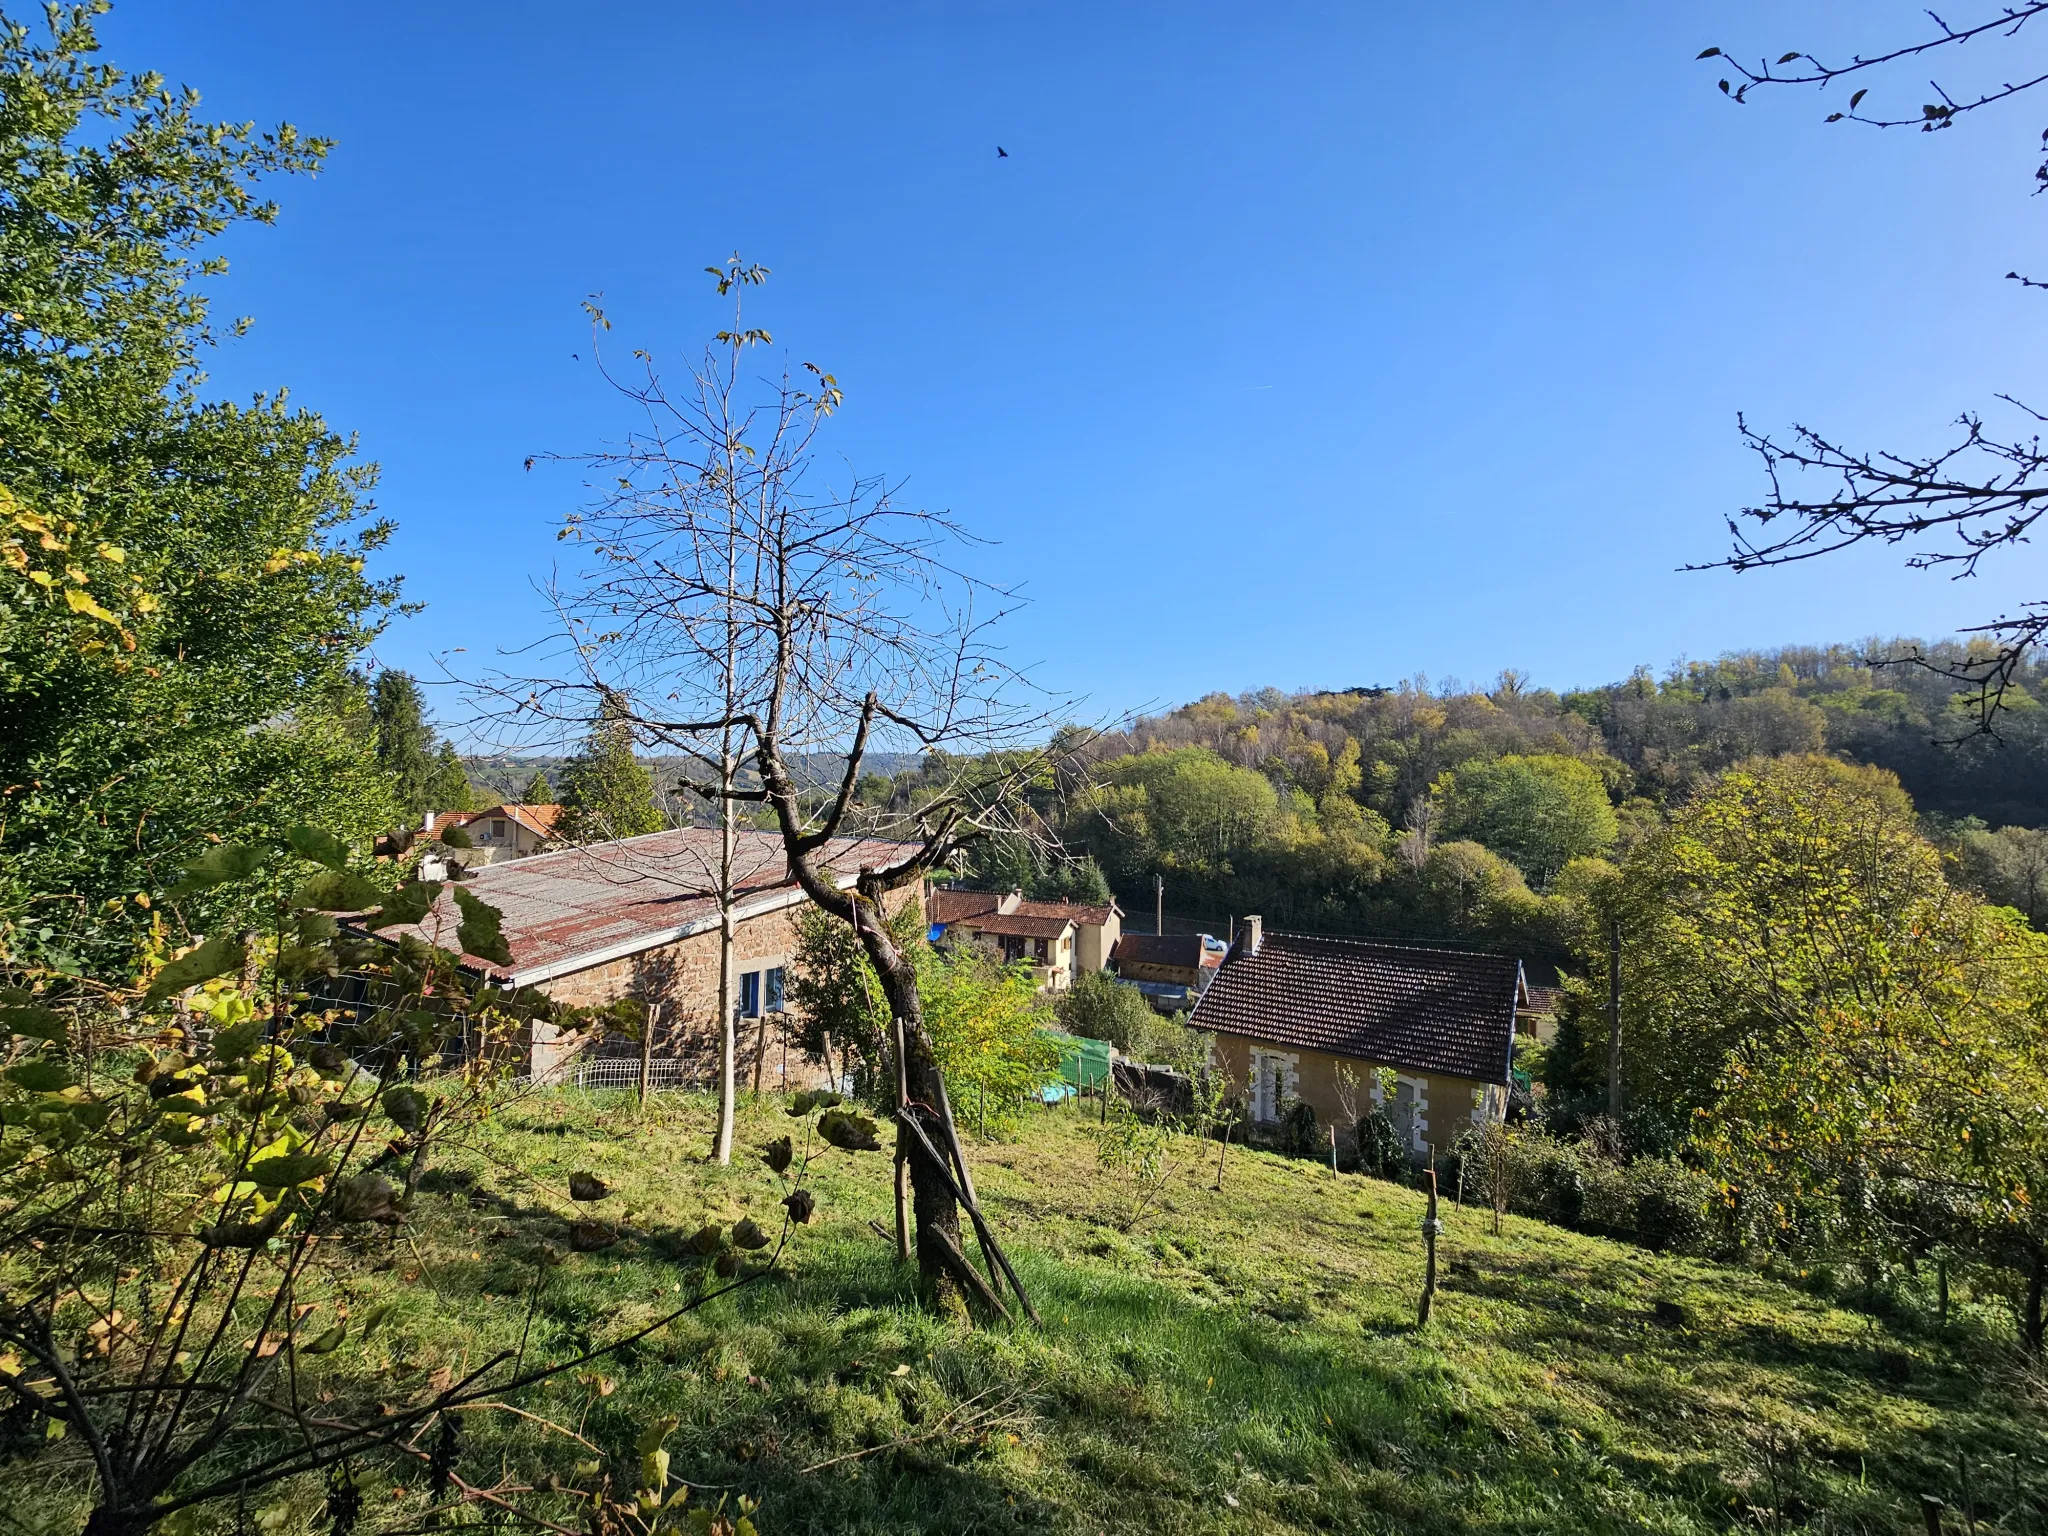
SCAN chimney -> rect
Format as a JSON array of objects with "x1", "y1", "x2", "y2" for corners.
[{"x1": 1238, "y1": 915, "x2": 1263, "y2": 958}]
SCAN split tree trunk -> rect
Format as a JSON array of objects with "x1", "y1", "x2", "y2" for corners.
[{"x1": 855, "y1": 896, "x2": 965, "y2": 1303}]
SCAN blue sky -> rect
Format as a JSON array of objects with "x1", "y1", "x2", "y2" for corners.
[{"x1": 109, "y1": 2, "x2": 2048, "y2": 728}]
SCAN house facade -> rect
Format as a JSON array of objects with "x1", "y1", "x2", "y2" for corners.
[
  {"x1": 928, "y1": 888, "x2": 1122, "y2": 992},
  {"x1": 364, "y1": 827, "x2": 908, "y2": 1086},
  {"x1": 428, "y1": 803, "x2": 563, "y2": 866},
  {"x1": 1189, "y1": 917, "x2": 1523, "y2": 1164}
]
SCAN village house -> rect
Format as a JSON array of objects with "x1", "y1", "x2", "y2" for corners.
[
  {"x1": 927, "y1": 887, "x2": 1122, "y2": 991},
  {"x1": 1189, "y1": 917, "x2": 1523, "y2": 1163},
  {"x1": 427, "y1": 802, "x2": 563, "y2": 865},
  {"x1": 363, "y1": 826, "x2": 907, "y2": 1085},
  {"x1": 1108, "y1": 931, "x2": 1220, "y2": 1013}
]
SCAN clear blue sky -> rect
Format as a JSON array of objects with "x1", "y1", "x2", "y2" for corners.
[{"x1": 108, "y1": 2, "x2": 2048, "y2": 726}]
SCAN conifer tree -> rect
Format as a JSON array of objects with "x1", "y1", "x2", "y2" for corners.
[
  {"x1": 425, "y1": 741, "x2": 478, "y2": 813},
  {"x1": 371, "y1": 670, "x2": 434, "y2": 818},
  {"x1": 522, "y1": 769, "x2": 555, "y2": 804},
  {"x1": 557, "y1": 706, "x2": 663, "y2": 841}
]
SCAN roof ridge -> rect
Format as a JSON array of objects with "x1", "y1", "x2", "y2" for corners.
[{"x1": 1264, "y1": 929, "x2": 1516, "y2": 964}]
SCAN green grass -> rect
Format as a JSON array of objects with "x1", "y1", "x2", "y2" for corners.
[{"x1": 14, "y1": 1091, "x2": 2046, "y2": 1534}]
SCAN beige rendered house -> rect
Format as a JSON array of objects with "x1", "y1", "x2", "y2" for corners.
[
  {"x1": 428, "y1": 803, "x2": 563, "y2": 865},
  {"x1": 1190, "y1": 917, "x2": 1523, "y2": 1164},
  {"x1": 363, "y1": 827, "x2": 907, "y2": 1085},
  {"x1": 927, "y1": 888, "x2": 1122, "y2": 991}
]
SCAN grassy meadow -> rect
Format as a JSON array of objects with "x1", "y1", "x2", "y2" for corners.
[{"x1": 11, "y1": 1090, "x2": 2043, "y2": 1536}]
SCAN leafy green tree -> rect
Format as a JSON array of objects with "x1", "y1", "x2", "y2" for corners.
[
  {"x1": 918, "y1": 943, "x2": 1058, "y2": 1137},
  {"x1": 1576, "y1": 753, "x2": 2048, "y2": 1343},
  {"x1": 1079, "y1": 747, "x2": 1279, "y2": 886},
  {"x1": 425, "y1": 740, "x2": 478, "y2": 813},
  {"x1": 370, "y1": 669, "x2": 434, "y2": 818},
  {"x1": 786, "y1": 899, "x2": 925, "y2": 1103},
  {"x1": 556, "y1": 705, "x2": 663, "y2": 841},
  {"x1": 0, "y1": 8, "x2": 400, "y2": 970},
  {"x1": 1433, "y1": 753, "x2": 1617, "y2": 891},
  {"x1": 1958, "y1": 823, "x2": 2048, "y2": 928},
  {"x1": 1055, "y1": 968, "x2": 1160, "y2": 1053},
  {"x1": 522, "y1": 768, "x2": 556, "y2": 804}
]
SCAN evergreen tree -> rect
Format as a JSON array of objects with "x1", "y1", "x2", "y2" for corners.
[
  {"x1": 425, "y1": 741, "x2": 478, "y2": 813},
  {"x1": 370, "y1": 670, "x2": 434, "y2": 817},
  {"x1": 557, "y1": 708, "x2": 663, "y2": 841},
  {"x1": 522, "y1": 769, "x2": 555, "y2": 804}
]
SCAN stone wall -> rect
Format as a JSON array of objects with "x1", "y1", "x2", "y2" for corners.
[{"x1": 534, "y1": 886, "x2": 917, "y2": 1091}]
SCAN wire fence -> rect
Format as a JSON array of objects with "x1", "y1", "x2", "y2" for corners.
[{"x1": 566, "y1": 1055, "x2": 700, "y2": 1093}]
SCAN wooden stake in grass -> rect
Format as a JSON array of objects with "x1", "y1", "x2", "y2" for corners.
[
  {"x1": 1213, "y1": 1116, "x2": 1233, "y2": 1191},
  {"x1": 1418, "y1": 1166, "x2": 1443, "y2": 1327},
  {"x1": 1329, "y1": 1125, "x2": 1338, "y2": 1177},
  {"x1": 637, "y1": 1003, "x2": 659, "y2": 1113}
]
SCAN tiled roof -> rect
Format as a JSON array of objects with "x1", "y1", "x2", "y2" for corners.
[
  {"x1": 1113, "y1": 933, "x2": 1206, "y2": 970},
  {"x1": 1013, "y1": 898, "x2": 1120, "y2": 926},
  {"x1": 1520, "y1": 985, "x2": 1565, "y2": 1017},
  {"x1": 929, "y1": 888, "x2": 1005, "y2": 925},
  {"x1": 359, "y1": 827, "x2": 907, "y2": 985},
  {"x1": 1189, "y1": 932, "x2": 1520, "y2": 1085},
  {"x1": 969, "y1": 911, "x2": 1074, "y2": 940}
]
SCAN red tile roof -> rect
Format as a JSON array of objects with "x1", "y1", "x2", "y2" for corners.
[
  {"x1": 1013, "y1": 898, "x2": 1120, "y2": 926},
  {"x1": 968, "y1": 911, "x2": 1075, "y2": 940},
  {"x1": 1190, "y1": 932, "x2": 1520, "y2": 1085},
  {"x1": 928, "y1": 888, "x2": 1006, "y2": 925},
  {"x1": 361, "y1": 827, "x2": 908, "y2": 985}
]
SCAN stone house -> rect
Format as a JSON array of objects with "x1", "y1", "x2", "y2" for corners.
[
  {"x1": 1189, "y1": 917, "x2": 1524, "y2": 1164},
  {"x1": 363, "y1": 827, "x2": 908, "y2": 1086},
  {"x1": 927, "y1": 888, "x2": 1122, "y2": 991}
]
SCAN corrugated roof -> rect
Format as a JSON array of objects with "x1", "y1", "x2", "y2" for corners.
[
  {"x1": 1113, "y1": 933, "x2": 1206, "y2": 970},
  {"x1": 361, "y1": 827, "x2": 906, "y2": 984},
  {"x1": 1190, "y1": 931, "x2": 1519, "y2": 1085}
]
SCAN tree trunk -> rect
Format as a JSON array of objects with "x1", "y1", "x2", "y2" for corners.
[
  {"x1": 712, "y1": 734, "x2": 737, "y2": 1165},
  {"x1": 2025, "y1": 1250, "x2": 2045, "y2": 1355},
  {"x1": 856, "y1": 897, "x2": 962, "y2": 1302}
]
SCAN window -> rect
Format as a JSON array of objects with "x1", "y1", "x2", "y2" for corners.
[
  {"x1": 739, "y1": 965, "x2": 787, "y2": 1019},
  {"x1": 1250, "y1": 1051, "x2": 1286, "y2": 1123},
  {"x1": 490, "y1": 820, "x2": 506, "y2": 840},
  {"x1": 1390, "y1": 1078, "x2": 1419, "y2": 1154}
]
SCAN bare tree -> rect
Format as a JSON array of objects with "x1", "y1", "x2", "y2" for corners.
[
  {"x1": 1695, "y1": 8, "x2": 2048, "y2": 729},
  {"x1": 490, "y1": 262, "x2": 1066, "y2": 1311}
]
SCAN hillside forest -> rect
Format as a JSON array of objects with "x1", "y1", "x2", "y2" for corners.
[{"x1": 890, "y1": 646, "x2": 2048, "y2": 961}]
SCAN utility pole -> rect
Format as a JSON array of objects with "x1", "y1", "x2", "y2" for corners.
[
  {"x1": 1153, "y1": 872, "x2": 1164, "y2": 936},
  {"x1": 1605, "y1": 915, "x2": 1623, "y2": 1118}
]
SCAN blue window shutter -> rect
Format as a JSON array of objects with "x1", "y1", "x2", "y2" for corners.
[
  {"x1": 740, "y1": 970, "x2": 760, "y2": 1018},
  {"x1": 766, "y1": 966, "x2": 785, "y2": 1013}
]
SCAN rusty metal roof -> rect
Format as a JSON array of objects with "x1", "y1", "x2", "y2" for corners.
[{"x1": 362, "y1": 827, "x2": 907, "y2": 985}]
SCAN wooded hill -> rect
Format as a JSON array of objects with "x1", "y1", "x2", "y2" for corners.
[{"x1": 972, "y1": 640, "x2": 2048, "y2": 958}]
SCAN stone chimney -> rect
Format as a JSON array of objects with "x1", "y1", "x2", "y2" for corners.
[{"x1": 1237, "y1": 915, "x2": 1263, "y2": 958}]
